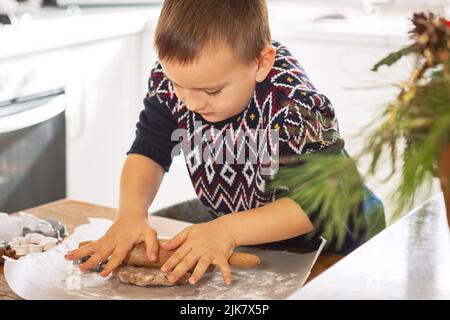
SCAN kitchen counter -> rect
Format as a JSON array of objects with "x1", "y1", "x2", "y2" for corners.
[
  {"x1": 267, "y1": 2, "x2": 411, "y2": 47},
  {"x1": 0, "y1": 198, "x2": 342, "y2": 300},
  {"x1": 0, "y1": 6, "x2": 162, "y2": 60},
  {"x1": 290, "y1": 193, "x2": 450, "y2": 299},
  {"x1": 0, "y1": 1, "x2": 413, "y2": 60}
]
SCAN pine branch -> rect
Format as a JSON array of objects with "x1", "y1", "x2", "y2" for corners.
[
  {"x1": 268, "y1": 152, "x2": 367, "y2": 249},
  {"x1": 372, "y1": 45, "x2": 417, "y2": 72}
]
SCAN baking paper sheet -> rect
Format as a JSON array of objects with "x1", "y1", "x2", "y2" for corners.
[{"x1": 4, "y1": 218, "x2": 326, "y2": 299}]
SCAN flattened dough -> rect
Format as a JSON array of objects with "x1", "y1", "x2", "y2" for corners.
[{"x1": 114, "y1": 265, "x2": 191, "y2": 286}]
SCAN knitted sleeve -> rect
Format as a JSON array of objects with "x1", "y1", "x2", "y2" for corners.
[{"x1": 127, "y1": 63, "x2": 180, "y2": 172}]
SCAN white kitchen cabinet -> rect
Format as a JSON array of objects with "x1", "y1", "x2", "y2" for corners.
[
  {"x1": 65, "y1": 34, "x2": 143, "y2": 209},
  {"x1": 65, "y1": 30, "x2": 196, "y2": 213}
]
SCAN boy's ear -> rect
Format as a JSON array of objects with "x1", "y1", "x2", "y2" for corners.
[{"x1": 255, "y1": 45, "x2": 276, "y2": 83}]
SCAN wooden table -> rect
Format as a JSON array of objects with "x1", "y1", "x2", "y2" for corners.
[
  {"x1": 290, "y1": 193, "x2": 450, "y2": 299},
  {"x1": 0, "y1": 198, "x2": 342, "y2": 300}
]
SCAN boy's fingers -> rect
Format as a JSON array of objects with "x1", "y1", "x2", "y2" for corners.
[
  {"x1": 64, "y1": 241, "x2": 99, "y2": 260},
  {"x1": 189, "y1": 257, "x2": 210, "y2": 285},
  {"x1": 100, "y1": 246, "x2": 130, "y2": 277},
  {"x1": 144, "y1": 231, "x2": 159, "y2": 262},
  {"x1": 167, "y1": 253, "x2": 197, "y2": 284},
  {"x1": 161, "y1": 227, "x2": 190, "y2": 251},
  {"x1": 78, "y1": 252, "x2": 108, "y2": 272},
  {"x1": 218, "y1": 259, "x2": 232, "y2": 285},
  {"x1": 160, "y1": 245, "x2": 190, "y2": 273}
]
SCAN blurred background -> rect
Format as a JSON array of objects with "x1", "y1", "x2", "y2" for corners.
[{"x1": 0, "y1": 0, "x2": 447, "y2": 224}]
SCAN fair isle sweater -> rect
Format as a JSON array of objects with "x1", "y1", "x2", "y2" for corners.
[{"x1": 128, "y1": 40, "x2": 385, "y2": 253}]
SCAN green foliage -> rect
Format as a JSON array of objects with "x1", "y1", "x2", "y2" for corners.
[
  {"x1": 267, "y1": 12, "x2": 450, "y2": 249},
  {"x1": 371, "y1": 45, "x2": 417, "y2": 72},
  {"x1": 268, "y1": 152, "x2": 366, "y2": 249}
]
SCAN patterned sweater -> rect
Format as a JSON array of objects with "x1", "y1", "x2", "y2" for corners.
[
  {"x1": 128, "y1": 41, "x2": 385, "y2": 254},
  {"x1": 128, "y1": 40, "x2": 340, "y2": 216}
]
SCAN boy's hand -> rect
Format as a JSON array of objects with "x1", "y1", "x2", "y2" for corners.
[
  {"x1": 160, "y1": 219, "x2": 237, "y2": 285},
  {"x1": 64, "y1": 216, "x2": 159, "y2": 277}
]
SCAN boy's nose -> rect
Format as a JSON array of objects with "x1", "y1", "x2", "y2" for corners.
[
  {"x1": 183, "y1": 95, "x2": 207, "y2": 113},
  {"x1": 186, "y1": 103, "x2": 207, "y2": 113}
]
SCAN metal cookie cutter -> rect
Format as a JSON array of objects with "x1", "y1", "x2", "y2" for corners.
[
  {"x1": 9, "y1": 233, "x2": 60, "y2": 256},
  {"x1": 19, "y1": 211, "x2": 68, "y2": 239}
]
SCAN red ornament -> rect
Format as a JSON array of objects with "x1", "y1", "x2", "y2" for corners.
[{"x1": 444, "y1": 18, "x2": 450, "y2": 29}]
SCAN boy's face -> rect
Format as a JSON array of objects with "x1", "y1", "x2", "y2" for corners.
[{"x1": 160, "y1": 44, "x2": 269, "y2": 123}]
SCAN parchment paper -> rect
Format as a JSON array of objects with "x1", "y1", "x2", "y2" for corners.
[{"x1": 4, "y1": 218, "x2": 326, "y2": 300}]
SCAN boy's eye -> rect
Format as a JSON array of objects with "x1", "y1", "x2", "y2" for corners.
[{"x1": 205, "y1": 89, "x2": 222, "y2": 96}]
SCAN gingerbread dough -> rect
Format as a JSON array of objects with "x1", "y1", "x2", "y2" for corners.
[
  {"x1": 113, "y1": 265, "x2": 191, "y2": 286},
  {"x1": 78, "y1": 240, "x2": 260, "y2": 287}
]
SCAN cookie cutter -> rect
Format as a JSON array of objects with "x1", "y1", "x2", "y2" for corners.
[
  {"x1": 19, "y1": 211, "x2": 67, "y2": 239},
  {"x1": 9, "y1": 233, "x2": 60, "y2": 256}
]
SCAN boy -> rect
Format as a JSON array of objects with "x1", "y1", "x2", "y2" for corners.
[{"x1": 65, "y1": 0, "x2": 385, "y2": 285}]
